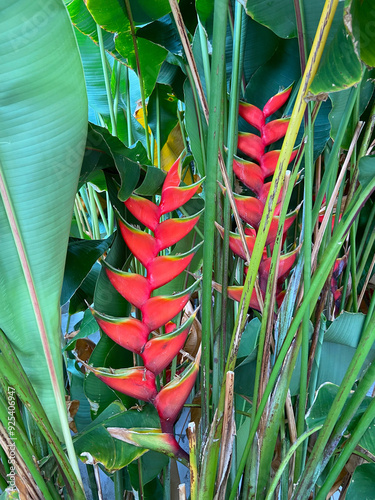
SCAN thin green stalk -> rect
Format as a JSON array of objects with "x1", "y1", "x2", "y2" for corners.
[
  {"x1": 292, "y1": 308, "x2": 375, "y2": 498},
  {"x1": 356, "y1": 226, "x2": 375, "y2": 283},
  {"x1": 123, "y1": 0, "x2": 151, "y2": 158},
  {"x1": 295, "y1": 101, "x2": 314, "y2": 478},
  {"x1": 265, "y1": 426, "x2": 323, "y2": 500},
  {"x1": 200, "y1": 0, "x2": 229, "y2": 431},
  {"x1": 74, "y1": 204, "x2": 85, "y2": 239},
  {"x1": 113, "y1": 60, "x2": 122, "y2": 128},
  {"x1": 198, "y1": 21, "x2": 211, "y2": 102},
  {"x1": 185, "y1": 65, "x2": 207, "y2": 176},
  {"x1": 138, "y1": 457, "x2": 145, "y2": 500},
  {"x1": 88, "y1": 184, "x2": 100, "y2": 239},
  {"x1": 222, "y1": 0, "x2": 243, "y2": 358},
  {"x1": 125, "y1": 66, "x2": 133, "y2": 146},
  {"x1": 364, "y1": 283, "x2": 375, "y2": 331},
  {"x1": 92, "y1": 189, "x2": 109, "y2": 236},
  {"x1": 356, "y1": 201, "x2": 375, "y2": 265},
  {"x1": 0, "y1": 335, "x2": 85, "y2": 498},
  {"x1": 163, "y1": 460, "x2": 170, "y2": 500},
  {"x1": 350, "y1": 224, "x2": 359, "y2": 311},
  {"x1": 114, "y1": 469, "x2": 125, "y2": 500},
  {"x1": 156, "y1": 86, "x2": 162, "y2": 168},
  {"x1": 0, "y1": 471, "x2": 7, "y2": 492},
  {"x1": 317, "y1": 396, "x2": 375, "y2": 500},
  {"x1": 96, "y1": 24, "x2": 117, "y2": 136},
  {"x1": 0, "y1": 444, "x2": 10, "y2": 476},
  {"x1": 86, "y1": 465, "x2": 100, "y2": 500},
  {"x1": 177, "y1": 102, "x2": 188, "y2": 152},
  {"x1": 0, "y1": 399, "x2": 53, "y2": 500},
  {"x1": 107, "y1": 191, "x2": 114, "y2": 234}
]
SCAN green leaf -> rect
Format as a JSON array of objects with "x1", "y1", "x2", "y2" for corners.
[
  {"x1": 128, "y1": 450, "x2": 169, "y2": 488},
  {"x1": 359, "y1": 155, "x2": 375, "y2": 189},
  {"x1": 67, "y1": 358, "x2": 93, "y2": 431},
  {"x1": 324, "y1": 312, "x2": 366, "y2": 347},
  {"x1": 74, "y1": 27, "x2": 109, "y2": 120},
  {"x1": 0, "y1": 0, "x2": 87, "y2": 436},
  {"x1": 74, "y1": 401, "x2": 160, "y2": 471},
  {"x1": 351, "y1": 0, "x2": 375, "y2": 67},
  {"x1": 329, "y1": 72, "x2": 374, "y2": 149},
  {"x1": 236, "y1": 318, "x2": 261, "y2": 360},
  {"x1": 184, "y1": 79, "x2": 207, "y2": 178},
  {"x1": 86, "y1": 0, "x2": 168, "y2": 97},
  {"x1": 137, "y1": 15, "x2": 184, "y2": 55},
  {"x1": 309, "y1": 22, "x2": 363, "y2": 95},
  {"x1": 346, "y1": 463, "x2": 375, "y2": 498},
  {"x1": 135, "y1": 166, "x2": 166, "y2": 196},
  {"x1": 127, "y1": 0, "x2": 172, "y2": 25},
  {"x1": 64, "y1": 308, "x2": 100, "y2": 351},
  {"x1": 61, "y1": 236, "x2": 113, "y2": 305},
  {"x1": 196, "y1": 0, "x2": 214, "y2": 23},
  {"x1": 245, "y1": 0, "x2": 297, "y2": 39},
  {"x1": 69, "y1": 262, "x2": 101, "y2": 314}
]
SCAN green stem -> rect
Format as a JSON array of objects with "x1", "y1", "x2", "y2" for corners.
[
  {"x1": 265, "y1": 425, "x2": 323, "y2": 500},
  {"x1": 88, "y1": 184, "x2": 100, "y2": 239},
  {"x1": 74, "y1": 204, "x2": 85, "y2": 239},
  {"x1": 200, "y1": 0, "x2": 229, "y2": 432},
  {"x1": 198, "y1": 21, "x2": 211, "y2": 102},
  {"x1": 92, "y1": 189, "x2": 109, "y2": 236},
  {"x1": 123, "y1": 0, "x2": 151, "y2": 158},
  {"x1": 356, "y1": 201, "x2": 375, "y2": 265},
  {"x1": 114, "y1": 469, "x2": 125, "y2": 500},
  {"x1": 113, "y1": 60, "x2": 122, "y2": 128},
  {"x1": 156, "y1": 85, "x2": 162, "y2": 168},
  {"x1": 295, "y1": 101, "x2": 314, "y2": 478},
  {"x1": 125, "y1": 66, "x2": 133, "y2": 146},
  {"x1": 96, "y1": 24, "x2": 117, "y2": 136},
  {"x1": 222, "y1": 0, "x2": 243, "y2": 358}
]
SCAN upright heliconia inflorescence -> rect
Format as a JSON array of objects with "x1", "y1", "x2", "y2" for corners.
[
  {"x1": 218, "y1": 86, "x2": 299, "y2": 308},
  {"x1": 89, "y1": 157, "x2": 202, "y2": 460}
]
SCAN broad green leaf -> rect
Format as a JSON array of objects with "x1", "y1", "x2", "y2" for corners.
[
  {"x1": 128, "y1": 450, "x2": 169, "y2": 488},
  {"x1": 309, "y1": 22, "x2": 363, "y2": 95},
  {"x1": 135, "y1": 166, "x2": 167, "y2": 196},
  {"x1": 137, "y1": 15, "x2": 184, "y2": 55},
  {"x1": 351, "y1": 0, "x2": 375, "y2": 67},
  {"x1": 64, "y1": 308, "x2": 100, "y2": 350},
  {"x1": 128, "y1": 0, "x2": 172, "y2": 25},
  {"x1": 306, "y1": 382, "x2": 372, "y2": 429},
  {"x1": 359, "y1": 155, "x2": 375, "y2": 189},
  {"x1": 0, "y1": 0, "x2": 87, "y2": 436},
  {"x1": 345, "y1": 463, "x2": 375, "y2": 498},
  {"x1": 74, "y1": 401, "x2": 160, "y2": 471},
  {"x1": 196, "y1": 0, "x2": 214, "y2": 23},
  {"x1": 61, "y1": 236, "x2": 113, "y2": 305},
  {"x1": 324, "y1": 312, "x2": 366, "y2": 347},
  {"x1": 236, "y1": 318, "x2": 261, "y2": 360},
  {"x1": 67, "y1": 358, "x2": 93, "y2": 431},
  {"x1": 358, "y1": 419, "x2": 375, "y2": 456},
  {"x1": 86, "y1": 0, "x2": 168, "y2": 96},
  {"x1": 244, "y1": 0, "x2": 345, "y2": 42},
  {"x1": 74, "y1": 27, "x2": 109, "y2": 120}
]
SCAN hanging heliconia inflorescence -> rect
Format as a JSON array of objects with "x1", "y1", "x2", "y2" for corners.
[
  {"x1": 88, "y1": 157, "x2": 203, "y2": 461},
  {"x1": 217, "y1": 86, "x2": 299, "y2": 308}
]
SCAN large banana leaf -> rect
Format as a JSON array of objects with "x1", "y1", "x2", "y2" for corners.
[{"x1": 0, "y1": 0, "x2": 87, "y2": 437}]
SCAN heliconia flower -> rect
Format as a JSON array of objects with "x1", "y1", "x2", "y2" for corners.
[
  {"x1": 90, "y1": 366, "x2": 157, "y2": 402},
  {"x1": 217, "y1": 86, "x2": 299, "y2": 312},
  {"x1": 107, "y1": 427, "x2": 189, "y2": 464},
  {"x1": 89, "y1": 307, "x2": 149, "y2": 353},
  {"x1": 141, "y1": 313, "x2": 196, "y2": 375},
  {"x1": 154, "y1": 347, "x2": 201, "y2": 433},
  {"x1": 90, "y1": 154, "x2": 202, "y2": 464}
]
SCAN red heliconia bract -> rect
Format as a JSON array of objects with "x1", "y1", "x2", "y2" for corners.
[
  {"x1": 219, "y1": 86, "x2": 299, "y2": 310},
  {"x1": 89, "y1": 156, "x2": 202, "y2": 461}
]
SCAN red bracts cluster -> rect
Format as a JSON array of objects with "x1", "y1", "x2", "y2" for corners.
[
  {"x1": 218, "y1": 86, "x2": 299, "y2": 308},
  {"x1": 89, "y1": 157, "x2": 202, "y2": 459}
]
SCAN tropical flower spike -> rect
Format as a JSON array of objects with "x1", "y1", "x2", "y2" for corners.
[
  {"x1": 88, "y1": 156, "x2": 203, "y2": 462},
  {"x1": 218, "y1": 86, "x2": 299, "y2": 309}
]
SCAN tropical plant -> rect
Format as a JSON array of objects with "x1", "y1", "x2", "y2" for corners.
[{"x1": 1, "y1": 0, "x2": 375, "y2": 499}]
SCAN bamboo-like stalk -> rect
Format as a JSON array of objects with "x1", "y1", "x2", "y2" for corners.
[
  {"x1": 358, "y1": 251, "x2": 375, "y2": 307},
  {"x1": 295, "y1": 101, "x2": 313, "y2": 478},
  {"x1": 217, "y1": 371, "x2": 235, "y2": 483},
  {"x1": 178, "y1": 484, "x2": 186, "y2": 500},
  {"x1": 123, "y1": 0, "x2": 151, "y2": 157},
  {"x1": 96, "y1": 24, "x2": 117, "y2": 137}
]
